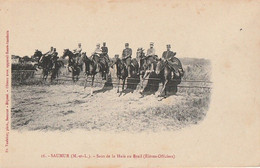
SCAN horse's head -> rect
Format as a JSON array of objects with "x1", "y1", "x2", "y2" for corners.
[
  {"x1": 62, "y1": 49, "x2": 70, "y2": 59},
  {"x1": 81, "y1": 52, "x2": 88, "y2": 61},
  {"x1": 82, "y1": 52, "x2": 93, "y2": 65},
  {"x1": 33, "y1": 50, "x2": 42, "y2": 59},
  {"x1": 136, "y1": 48, "x2": 145, "y2": 59},
  {"x1": 155, "y1": 58, "x2": 165, "y2": 75},
  {"x1": 115, "y1": 58, "x2": 127, "y2": 76},
  {"x1": 109, "y1": 56, "x2": 118, "y2": 69}
]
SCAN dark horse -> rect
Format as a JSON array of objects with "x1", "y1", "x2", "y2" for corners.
[
  {"x1": 111, "y1": 56, "x2": 139, "y2": 93},
  {"x1": 82, "y1": 52, "x2": 109, "y2": 96},
  {"x1": 136, "y1": 49, "x2": 158, "y2": 93},
  {"x1": 50, "y1": 58, "x2": 64, "y2": 80},
  {"x1": 62, "y1": 49, "x2": 82, "y2": 82},
  {"x1": 33, "y1": 50, "x2": 54, "y2": 81},
  {"x1": 155, "y1": 58, "x2": 184, "y2": 97}
]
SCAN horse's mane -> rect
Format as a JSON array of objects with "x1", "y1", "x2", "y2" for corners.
[
  {"x1": 33, "y1": 50, "x2": 42, "y2": 57},
  {"x1": 62, "y1": 49, "x2": 74, "y2": 59}
]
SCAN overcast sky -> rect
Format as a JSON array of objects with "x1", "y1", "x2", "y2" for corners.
[{"x1": 1, "y1": 0, "x2": 259, "y2": 59}]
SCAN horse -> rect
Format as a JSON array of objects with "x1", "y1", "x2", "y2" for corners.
[
  {"x1": 82, "y1": 52, "x2": 109, "y2": 96},
  {"x1": 111, "y1": 56, "x2": 139, "y2": 93},
  {"x1": 50, "y1": 59, "x2": 64, "y2": 81},
  {"x1": 137, "y1": 50, "x2": 159, "y2": 93},
  {"x1": 32, "y1": 50, "x2": 53, "y2": 81},
  {"x1": 62, "y1": 49, "x2": 82, "y2": 82},
  {"x1": 155, "y1": 58, "x2": 184, "y2": 97}
]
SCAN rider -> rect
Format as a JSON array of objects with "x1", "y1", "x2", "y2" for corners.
[
  {"x1": 51, "y1": 48, "x2": 59, "y2": 69},
  {"x1": 44, "y1": 46, "x2": 54, "y2": 57},
  {"x1": 136, "y1": 47, "x2": 145, "y2": 75},
  {"x1": 162, "y1": 44, "x2": 183, "y2": 79},
  {"x1": 101, "y1": 42, "x2": 110, "y2": 70},
  {"x1": 146, "y1": 42, "x2": 156, "y2": 72},
  {"x1": 39, "y1": 46, "x2": 54, "y2": 67},
  {"x1": 101, "y1": 42, "x2": 108, "y2": 57},
  {"x1": 92, "y1": 43, "x2": 107, "y2": 80},
  {"x1": 122, "y1": 43, "x2": 132, "y2": 77},
  {"x1": 73, "y1": 43, "x2": 82, "y2": 64},
  {"x1": 146, "y1": 42, "x2": 156, "y2": 57},
  {"x1": 41, "y1": 46, "x2": 54, "y2": 60},
  {"x1": 92, "y1": 43, "x2": 102, "y2": 56}
]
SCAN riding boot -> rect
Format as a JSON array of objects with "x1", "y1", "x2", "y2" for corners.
[
  {"x1": 128, "y1": 66, "x2": 131, "y2": 78},
  {"x1": 102, "y1": 72, "x2": 106, "y2": 80},
  {"x1": 171, "y1": 72, "x2": 174, "y2": 79},
  {"x1": 150, "y1": 63, "x2": 154, "y2": 72}
]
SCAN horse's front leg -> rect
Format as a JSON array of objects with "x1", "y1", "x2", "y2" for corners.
[
  {"x1": 140, "y1": 71, "x2": 150, "y2": 94},
  {"x1": 117, "y1": 78, "x2": 120, "y2": 93},
  {"x1": 162, "y1": 79, "x2": 168, "y2": 98},
  {"x1": 76, "y1": 74, "x2": 79, "y2": 82},
  {"x1": 72, "y1": 73, "x2": 75, "y2": 82},
  {"x1": 122, "y1": 78, "x2": 126, "y2": 91},
  {"x1": 84, "y1": 75, "x2": 88, "y2": 90},
  {"x1": 139, "y1": 74, "x2": 143, "y2": 90},
  {"x1": 160, "y1": 79, "x2": 167, "y2": 97},
  {"x1": 44, "y1": 71, "x2": 48, "y2": 81},
  {"x1": 90, "y1": 75, "x2": 95, "y2": 96}
]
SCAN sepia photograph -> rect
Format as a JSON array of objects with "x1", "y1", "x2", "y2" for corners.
[{"x1": 9, "y1": 1, "x2": 212, "y2": 132}]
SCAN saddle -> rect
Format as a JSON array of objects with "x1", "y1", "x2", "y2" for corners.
[
  {"x1": 166, "y1": 58, "x2": 184, "y2": 77},
  {"x1": 90, "y1": 54, "x2": 107, "y2": 72}
]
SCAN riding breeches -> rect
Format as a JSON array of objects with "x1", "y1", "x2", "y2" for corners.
[{"x1": 122, "y1": 58, "x2": 131, "y2": 67}]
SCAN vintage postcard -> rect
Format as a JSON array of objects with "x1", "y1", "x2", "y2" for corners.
[{"x1": 0, "y1": 0, "x2": 259, "y2": 167}]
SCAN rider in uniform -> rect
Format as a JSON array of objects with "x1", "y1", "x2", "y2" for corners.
[
  {"x1": 43, "y1": 46, "x2": 54, "y2": 60},
  {"x1": 101, "y1": 42, "x2": 110, "y2": 72},
  {"x1": 92, "y1": 43, "x2": 107, "y2": 79},
  {"x1": 136, "y1": 47, "x2": 145, "y2": 75},
  {"x1": 146, "y1": 42, "x2": 156, "y2": 57},
  {"x1": 40, "y1": 46, "x2": 54, "y2": 67},
  {"x1": 44, "y1": 46, "x2": 54, "y2": 57},
  {"x1": 73, "y1": 43, "x2": 82, "y2": 64},
  {"x1": 92, "y1": 43, "x2": 102, "y2": 56},
  {"x1": 101, "y1": 42, "x2": 108, "y2": 58},
  {"x1": 122, "y1": 43, "x2": 132, "y2": 77},
  {"x1": 51, "y1": 48, "x2": 59, "y2": 69},
  {"x1": 162, "y1": 44, "x2": 183, "y2": 78},
  {"x1": 73, "y1": 43, "x2": 82, "y2": 57},
  {"x1": 146, "y1": 42, "x2": 156, "y2": 72}
]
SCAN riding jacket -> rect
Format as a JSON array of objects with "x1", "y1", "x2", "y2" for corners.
[
  {"x1": 147, "y1": 48, "x2": 155, "y2": 56},
  {"x1": 162, "y1": 50, "x2": 176, "y2": 61},
  {"x1": 122, "y1": 48, "x2": 132, "y2": 59}
]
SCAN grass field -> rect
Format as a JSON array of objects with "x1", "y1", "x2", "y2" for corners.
[{"x1": 11, "y1": 58, "x2": 212, "y2": 132}]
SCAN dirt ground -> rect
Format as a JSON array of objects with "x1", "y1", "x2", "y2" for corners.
[
  {"x1": 11, "y1": 83, "x2": 210, "y2": 132},
  {"x1": 11, "y1": 58, "x2": 211, "y2": 132}
]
